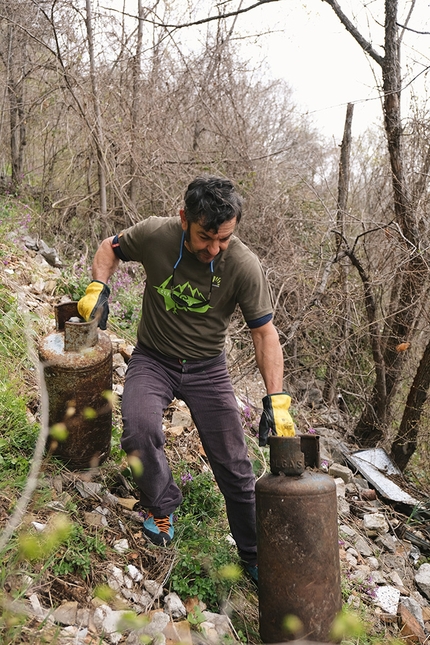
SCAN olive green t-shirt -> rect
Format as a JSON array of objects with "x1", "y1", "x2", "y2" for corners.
[{"x1": 118, "y1": 216, "x2": 272, "y2": 359}]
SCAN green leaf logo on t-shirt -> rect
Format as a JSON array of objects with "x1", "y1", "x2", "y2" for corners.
[{"x1": 155, "y1": 276, "x2": 211, "y2": 314}]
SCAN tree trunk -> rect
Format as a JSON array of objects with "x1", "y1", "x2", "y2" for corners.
[
  {"x1": 129, "y1": 0, "x2": 143, "y2": 204},
  {"x1": 85, "y1": 0, "x2": 108, "y2": 227},
  {"x1": 323, "y1": 103, "x2": 353, "y2": 405},
  {"x1": 391, "y1": 338, "x2": 430, "y2": 471},
  {"x1": 6, "y1": 23, "x2": 26, "y2": 186}
]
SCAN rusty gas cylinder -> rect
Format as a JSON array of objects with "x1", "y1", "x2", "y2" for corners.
[
  {"x1": 256, "y1": 436, "x2": 342, "y2": 643},
  {"x1": 39, "y1": 301, "x2": 113, "y2": 469}
]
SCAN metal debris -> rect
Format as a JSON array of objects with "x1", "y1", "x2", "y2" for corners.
[{"x1": 347, "y1": 448, "x2": 422, "y2": 507}]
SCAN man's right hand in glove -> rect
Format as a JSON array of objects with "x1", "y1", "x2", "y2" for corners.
[
  {"x1": 258, "y1": 392, "x2": 295, "y2": 447},
  {"x1": 77, "y1": 280, "x2": 110, "y2": 330}
]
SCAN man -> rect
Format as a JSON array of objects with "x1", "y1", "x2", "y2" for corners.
[{"x1": 78, "y1": 176, "x2": 293, "y2": 584}]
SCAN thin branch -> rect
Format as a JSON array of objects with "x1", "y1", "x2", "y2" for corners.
[
  {"x1": 322, "y1": 0, "x2": 384, "y2": 67},
  {"x1": 100, "y1": 0, "x2": 282, "y2": 30}
]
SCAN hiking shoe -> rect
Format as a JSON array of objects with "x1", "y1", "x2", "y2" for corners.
[
  {"x1": 143, "y1": 512, "x2": 174, "y2": 546},
  {"x1": 243, "y1": 562, "x2": 258, "y2": 586}
]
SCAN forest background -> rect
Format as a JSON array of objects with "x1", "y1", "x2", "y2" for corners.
[{"x1": 2, "y1": 0, "x2": 430, "y2": 480}]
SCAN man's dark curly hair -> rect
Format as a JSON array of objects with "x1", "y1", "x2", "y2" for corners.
[{"x1": 184, "y1": 175, "x2": 242, "y2": 232}]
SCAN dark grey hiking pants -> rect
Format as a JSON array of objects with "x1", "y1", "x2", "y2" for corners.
[{"x1": 121, "y1": 343, "x2": 257, "y2": 565}]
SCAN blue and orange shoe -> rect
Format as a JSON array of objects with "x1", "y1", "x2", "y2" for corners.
[
  {"x1": 143, "y1": 512, "x2": 174, "y2": 546},
  {"x1": 243, "y1": 562, "x2": 258, "y2": 586}
]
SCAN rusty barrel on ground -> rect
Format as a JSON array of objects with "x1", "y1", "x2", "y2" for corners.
[
  {"x1": 39, "y1": 301, "x2": 113, "y2": 470},
  {"x1": 256, "y1": 436, "x2": 342, "y2": 643}
]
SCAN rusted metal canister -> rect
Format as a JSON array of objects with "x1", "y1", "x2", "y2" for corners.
[
  {"x1": 256, "y1": 436, "x2": 342, "y2": 643},
  {"x1": 39, "y1": 301, "x2": 113, "y2": 469}
]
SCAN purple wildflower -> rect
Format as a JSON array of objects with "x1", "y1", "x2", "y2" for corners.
[{"x1": 180, "y1": 472, "x2": 193, "y2": 484}]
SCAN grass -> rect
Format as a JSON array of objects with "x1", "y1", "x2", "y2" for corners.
[{"x1": 170, "y1": 466, "x2": 241, "y2": 606}]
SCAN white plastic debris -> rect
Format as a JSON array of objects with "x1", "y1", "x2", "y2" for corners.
[
  {"x1": 127, "y1": 564, "x2": 144, "y2": 583},
  {"x1": 31, "y1": 522, "x2": 46, "y2": 532},
  {"x1": 113, "y1": 539, "x2": 129, "y2": 554},
  {"x1": 373, "y1": 585, "x2": 400, "y2": 614}
]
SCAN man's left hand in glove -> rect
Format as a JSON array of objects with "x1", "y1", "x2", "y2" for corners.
[
  {"x1": 258, "y1": 392, "x2": 295, "y2": 447},
  {"x1": 77, "y1": 280, "x2": 110, "y2": 330}
]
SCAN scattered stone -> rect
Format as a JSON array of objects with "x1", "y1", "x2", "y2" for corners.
[
  {"x1": 58, "y1": 626, "x2": 89, "y2": 644},
  {"x1": 329, "y1": 463, "x2": 353, "y2": 483},
  {"x1": 355, "y1": 536, "x2": 373, "y2": 557},
  {"x1": 107, "y1": 564, "x2": 126, "y2": 592},
  {"x1": 163, "y1": 620, "x2": 193, "y2": 645},
  {"x1": 113, "y1": 539, "x2": 129, "y2": 554},
  {"x1": 114, "y1": 364, "x2": 127, "y2": 378},
  {"x1": 388, "y1": 570, "x2": 408, "y2": 593},
  {"x1": 367, "y1": 556, "x2": 380, "y2": 570},
  {"x1": 199, "y1": 621, "x2": 220, "y2": 644},
  {"x1": 144, "y1": 580, "x2": 164, "y2": 598},
  {"x1": 113, "y1": 384, "x2": 124, "y2": 397},
  {"x1": 119, "y1": 343, "x2": 134, "y2": 363},
  {"x1": 415, "y1": 563, "x2": 430, "y2": 600},
  {"x1": 113, "y1": 353, "x2": 126, "y2": 368},
  {"x1": 93, "y1": 604, "x2": 129, "y2": 645},
  {"x1": 334, "y1": 478, "x2": 346, "y2": 497},
  {"x1": 164, "y1": 593, "x2": 186, "y2": 619},
  {"x1": 370, "y1": 570, "x2": 386, "y2": 585},
  {"x1": 363, "y1": 512, "x2": 389, "y2": 536},
  {"x1": 345, "y1": 551, "x2": 358, "y2": 567},
  {"x1": 76, "y1": 607, "x2": 91, "y2": 628},
  {"x1": 400, "y1": 597, "x2": 425, "y2": 630},
  {"x1": 84, "y1": 511, "x2": 108, "y2": 527},
  {"x1": 398, "y1": 603, "x2": 427, "y2": 644},
  {"x1": 375, "y1": 533, "x2": 398, "y2": 553},
  {"x1": 21, "y1": 574, "x2": 34, "y2": 595},
  {"x1": 353, "y1": 475, "x2": 369, "y2": 489},
  {"x1": 337, "y1": 496, "x2": 350, "y2": 516},
  {"x1": 346, "y1": 547, "x2": 359, "y2": 559},
  {"x1": 38, "y1": 239, "x2": 63, "y2": 267},
  {"x1": 339, "y1": 524, "x2": 358, "y2": 539},
  {"x1": 126, "y1": 610, "x2": 170, "y2": 645},
  {"x1": 171, "y1": 409, "x2": 192, "y2": 428},
  {"x1": 203, "y1": 611, "x2": 234, "y2": 639},
  {"x1": 349, "y1": 565, "x2": 371, "y2": 583},
  {"x1": 165, "y1": 425, "x2": 184, "y2": 436},
  {"x1": 52, "y1": 601, "x2": 78, "y2": 626},
  {"x1": 53, "y1": 476, "x2": 63, "y2": 494},
  {"x1": 121, "y1": 588, "x2": 152, "y2": 606}
]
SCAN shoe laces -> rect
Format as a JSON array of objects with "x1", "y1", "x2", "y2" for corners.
[{"x1": 150, "y1": 513, "x2": 171, "y2": 533}]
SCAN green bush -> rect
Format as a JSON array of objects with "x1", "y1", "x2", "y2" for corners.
[
  {"x1": 0, "y1": 286, "x2": 38, "y2": 484},
  {"x1": 169, "y1": 467, "x2": 240, "y2": 607}
]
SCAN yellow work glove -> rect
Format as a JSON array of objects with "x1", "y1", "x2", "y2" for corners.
[
  {"x1": 258, "y1": 393, "x2": 295, "y2": 447},
  {"x1": 77, "y1": 281, "x2": 110, "y2": 330}
]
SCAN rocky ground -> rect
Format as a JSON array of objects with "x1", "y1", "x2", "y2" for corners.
[{"x1": 2, "y1": 237, "x2": 430, "y2": 644}]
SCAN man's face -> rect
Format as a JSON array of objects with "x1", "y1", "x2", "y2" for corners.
[{"x1": 180, "y1": 212, "x2": 236, "y2": 264}]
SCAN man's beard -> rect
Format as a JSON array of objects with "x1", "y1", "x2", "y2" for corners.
[{"x1": 184, "y1": 227, "x2": 215, "y2": 264}]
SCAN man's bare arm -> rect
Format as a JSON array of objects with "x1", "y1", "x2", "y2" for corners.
[
  {"x1": 250, "y1": 321, "x2": 284, "y2": 395},
  {"x1": 92, "y1": 236, "x2": 120, "y2": 283}
]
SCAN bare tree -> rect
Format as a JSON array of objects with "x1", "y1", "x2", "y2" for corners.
[
  {"x1": 322, "y1": 0, "x2": 430, "y2": 458},
  {"x1": 85, "y1": 0, "x2": 107, "y2": 224}
]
